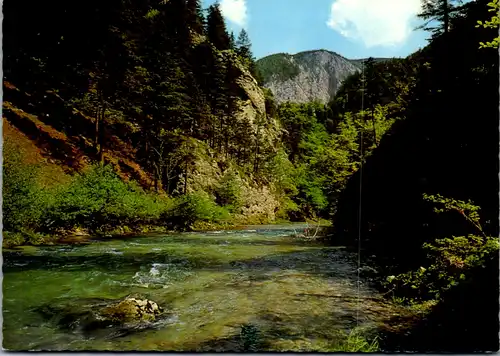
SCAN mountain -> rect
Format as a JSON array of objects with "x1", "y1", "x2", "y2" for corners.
[{"x1": 256, "y1": 49, "x2": 389, "y2": 104}]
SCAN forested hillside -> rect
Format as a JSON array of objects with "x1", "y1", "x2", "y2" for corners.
[
  {"x1": 2, "y1": 0, "x2": 413, "y2": 243},
  {"x1": 3, "y1": 0, "x2": 290, "y2": 244}
]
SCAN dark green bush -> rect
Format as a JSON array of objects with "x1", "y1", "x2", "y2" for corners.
[
  {"x1": 3, "y1": 144, "x2": 235, "y2": 246},
  {"x1": 166, "y1": 191, "x2": 230, "y2": 231},
  {"x1": 46, "y1": 165, "x2": 170, "y2": 231},
  {"x1": 3, "y1": 141, "x2": 51, "y2": 233},
  {"x1": 214, "y1": 171, "x2": 243, "y2": 213}
]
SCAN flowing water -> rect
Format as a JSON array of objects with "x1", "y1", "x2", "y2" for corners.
[{"x1": 3, "y1": 224, "x2": 410, "y2": 351}]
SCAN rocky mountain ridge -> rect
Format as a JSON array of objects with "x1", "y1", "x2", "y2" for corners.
[{"x1": 256, "y1": 49, "x2": 390, "y2": 104}]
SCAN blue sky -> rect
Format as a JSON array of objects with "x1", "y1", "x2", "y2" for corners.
[{"x1": 202, "y1": 0, "x2": 431, "y2": 60}]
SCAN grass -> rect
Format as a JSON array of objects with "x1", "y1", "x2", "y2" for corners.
[{"x1": 331, "y1": 329, "x2": 380, "y2": 352}]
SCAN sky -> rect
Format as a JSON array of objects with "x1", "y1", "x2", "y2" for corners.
[{"x1": 202, "y1": 0, "x2": 432, "y2": 60}]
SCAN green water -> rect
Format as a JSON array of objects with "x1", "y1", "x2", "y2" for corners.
[{"x1": 3, "y1": 224, "x2": 409, "y2": 351}]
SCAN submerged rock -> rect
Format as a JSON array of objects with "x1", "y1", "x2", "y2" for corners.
[
  {"x1": 101, "y1": 297, "x2": 163, "y2": 323},
  {"x1": 34, "y1": 295, "x2": 166, "y2": 338}
]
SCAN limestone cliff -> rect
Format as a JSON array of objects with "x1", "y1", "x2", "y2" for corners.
[
  {"x1": 256, "y1": 50, "x2": 391, "y2": 104},
  {"x1": 175, "y1": 49, "x2": 282, "y2": 222}
]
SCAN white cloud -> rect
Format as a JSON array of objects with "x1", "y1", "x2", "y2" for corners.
[
  {"x1": 220, "y1": 0, "x2": 248, "y2": 27},
  {"x1": 326, "y1": 0, "x2": 422, "y2": 47}
]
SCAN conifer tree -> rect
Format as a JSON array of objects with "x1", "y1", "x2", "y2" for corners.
[
  {"x1": 417, "y1": 0, "x2": 464, "y2": 37},
  {"x1": 235, "y1": 28, "x2": 261, "y2": 83},
  {"x1": 229, "y1": 31, "x2": 236, "y2": 50},
  {"x1": 186, "y1": 0, "x2": 205, "y2": 34},
  {"x1": 236, "y1": 29, "x2": 252, "y2": 59},
  {"x1": 206, "y1": 2, "x2": 230, "y2": 50}
]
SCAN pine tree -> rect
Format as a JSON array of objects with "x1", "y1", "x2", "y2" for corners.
[
  {"x1": 206, "y1": 2, "x2": 230, "y2": 50},
  {"x1": 235, "y1": 28, "x2": 262, "y2": 83},
  {"x1": 166, "y1": 0, "x2": 191, "y2": 52},
  {"x1": 363, "y1": 57, "x2": 384, "y2": 146},
  {"x1": 236, "y1": 29, "x2": 252, "y2": 60},
  {"x1": 417, "y1": 0, "x2": 464, "y2": 37},
  {"x1": 223, "y1": 58, "x2": 241, "y2": 157},
  {"x1": 229, "y1": 31, "x2": 236, "y2": 50},
  {"x1": 186, "y1": 0, "x2": 205, "y2": 34}
]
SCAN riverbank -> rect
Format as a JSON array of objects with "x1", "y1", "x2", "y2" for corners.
[{"x1": 3, "y1": 209, "x2": 331, "y2": 249}]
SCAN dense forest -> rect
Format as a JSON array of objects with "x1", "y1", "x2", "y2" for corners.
[{"x1": 2, "y1": 0, "x2": 499, "y2": 352}]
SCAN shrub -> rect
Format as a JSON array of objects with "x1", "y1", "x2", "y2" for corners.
[
  {"x1": 3, "y1": 144, "x2": 234, "y2": 245},
  {"x1": 386, "y1": 194, "x2": 500, "y2": 301},
  {"x1": 3, "y1": 141, "x2": 52, "y2": 232},
  {"x1": 45, "y1": 165, "x2": 170, "y2": 231},
  {"x1": 166, "y1": 191, "x2": 230, "y2": 231},
  {"x1": 214, "y1": 170, "x2": 243, "y2": 213}
]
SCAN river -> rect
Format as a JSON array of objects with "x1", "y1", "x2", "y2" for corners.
[{"x1": 3, "y1": 224, "x2": 411, "y2": 351}]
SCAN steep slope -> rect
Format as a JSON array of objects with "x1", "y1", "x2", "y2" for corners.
[
  {"x1": 256, "y1": 49, "x2": 390, "y2": 104},
  {"x1": 2, "y1": 48, "x2": 283, "y2": 223}
]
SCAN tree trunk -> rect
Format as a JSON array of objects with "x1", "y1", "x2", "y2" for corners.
[
  {"x1": 184, "y1": 160, "x2": 188, "y2": 194},
  {"x1": 98, "y1": 92, "x2": 106, "y2": 165},
  {"x1": 219, "y1": 116, "x2": 224, "y2": 152},
  {"x1": 154, "y1": 167, "x2": 159, "y2": 193},
  {"x1": 99, "y1": 107, "x2": 105, "y2": 164},
  {"x1": 443, "y1": 0, "x2": 449, "y2": 35},
  {"x1": 254, "y1": 122, "x2": 260, "y2": 173},
  {"x1": 371, "y1": 107, "x2": 377, "y2": 146},
  {"x1": 95, "y1": 106, "x2": 100, "y2": 154},
  {"x1": 163, "y1": 166, "x2": 170, "y2": 195}
]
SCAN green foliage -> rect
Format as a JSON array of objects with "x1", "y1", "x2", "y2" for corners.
[
  {"x1": 214, "y1": 170, "x2": 243, "y2": 212},
  {"x1": 255, "y1": 53, "x2": 300, "y2": 83},
  {"x1": 46, "y1": 165, "x2": 169, "y2": 231},
  {"x1": 167, "y1": 191, "x2": 230, "y2": 231},
  {"x1": 476, "y1": 0, "x2": 500, "y2": 48},
  {"x1": 329, "y1": 329, "x2": 379, "y2": 352},
  {"x1": 2, "y1": 150, "x2": 177, "y2": 245},
  {"x1": 186, "y1": 0, "x2": 205, "y2": 34},
  {"x1": 423, "y1": 193, "x2": 486, "y2": 235},
  {"x1": 3, "y1": 231, "x2": 50, "y2": 249},
  {"x1": 386, "y1": 195, "x2": 499, "y2": 301},
  {"x1": 275, "y1": 96, "x2": 398, "y2": 219},
  {"x1": 2, "y1": 141, "x2": 52, "y2": 233},
  {"x1": 262, "y1": 149, "x2": 299, "y2": 217},
  {"x1": 235, "y1": 29, "x2": 252, "y2": 63},
  {"x1": 332, "y1": 57, "x2": 416, "y2": 115}
]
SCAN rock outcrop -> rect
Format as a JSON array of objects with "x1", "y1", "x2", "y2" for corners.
[
  {"x1": 256, "y1": 50, "x2": 392, "y2": 105},
  {"x1": 101, "y1": 297, "x2": 163, "y2": 323},
  {"x1": 173, "y1": 49, "x2": 282, "y2": 222},
  {"x1": 257, "y1": 50, "x2": 360, "y2": 104}
]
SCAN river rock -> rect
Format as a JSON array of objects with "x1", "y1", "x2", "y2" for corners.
[
  {"x1": 34, "y1": 295, "x2": 165, "y2": 337},
  {"x1": 101, "y1": 297, "x2": 163, "y2": 323}
]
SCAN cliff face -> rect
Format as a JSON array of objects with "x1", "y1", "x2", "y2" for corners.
[
  {"x1": 256, "y1": 49, "x2": 362, "y2": 104},
  {"x1": 174, "y1": 49, "x2": 282, "y2": 222},
  {"x1": 223, "y1": 50, "x2": 281, "y2": 149}
]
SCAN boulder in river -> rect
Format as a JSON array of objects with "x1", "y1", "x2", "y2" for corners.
[
  {"x1": 100, "y1": 297, "x2": 163, "y2": 323},
  {"x1": 34, "y1": 295, "x2": 167, "y2": 338}
]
